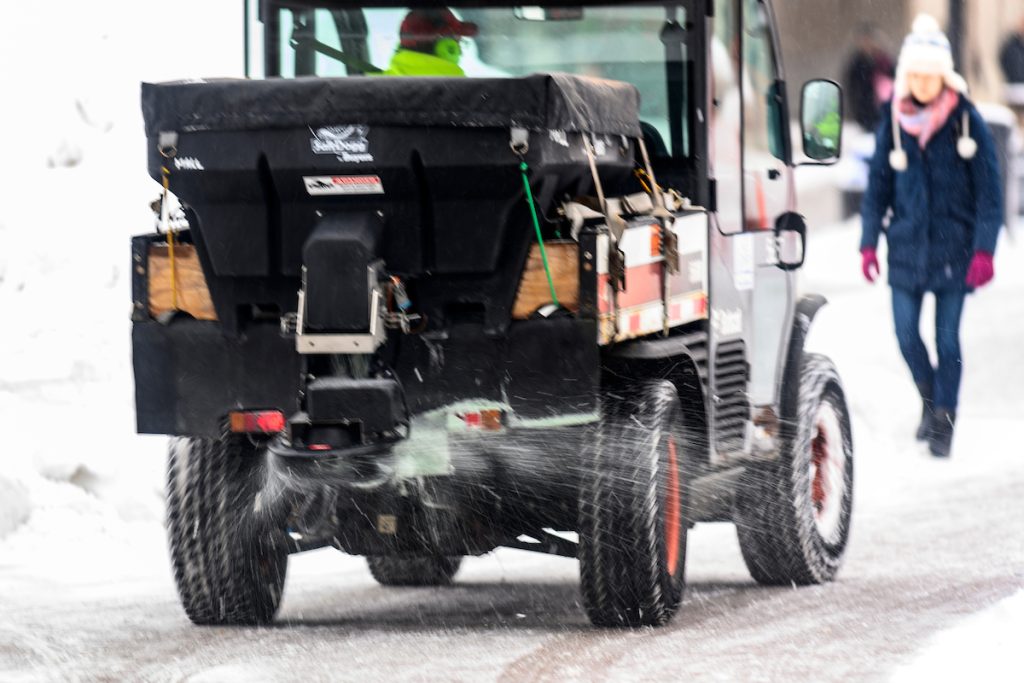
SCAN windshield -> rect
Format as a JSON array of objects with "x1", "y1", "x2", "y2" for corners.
[{"x1": 253, "y1": 4, "x2": 690, "y2": 159}]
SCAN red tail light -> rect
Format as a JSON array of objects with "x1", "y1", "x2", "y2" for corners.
[{"x1": 229, "y1": 410, "x2": 286, "y2": 434}]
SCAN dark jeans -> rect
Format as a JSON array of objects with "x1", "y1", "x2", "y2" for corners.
[{"x1": 891, "y1": 286, "x2": 967, "y2": 411}]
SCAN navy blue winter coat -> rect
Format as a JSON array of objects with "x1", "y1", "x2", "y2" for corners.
[{"x1": 860, "y1": 96, "x2": 1002, "y2": 292}]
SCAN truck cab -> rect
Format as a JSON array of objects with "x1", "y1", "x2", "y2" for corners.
[{"x1": 238, "y1": 0, "x2": 843, "y2": 465}]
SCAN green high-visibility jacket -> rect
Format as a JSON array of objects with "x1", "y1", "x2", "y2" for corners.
[{"x1": 383, "y1": 49, "x2": 466, "y2": 77}]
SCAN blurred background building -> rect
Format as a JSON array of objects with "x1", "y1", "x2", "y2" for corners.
[{"x1": 777, "y1": 0, "x2": 1023, "y2": 104}]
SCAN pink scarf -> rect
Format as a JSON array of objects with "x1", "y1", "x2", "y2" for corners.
[{"x1": 898, "y1": 88, "x2": 960, "y2": 149}]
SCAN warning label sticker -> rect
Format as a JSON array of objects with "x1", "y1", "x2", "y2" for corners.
[{"x1": 303, "y1": 175, "x2": 384, "y2": 196}]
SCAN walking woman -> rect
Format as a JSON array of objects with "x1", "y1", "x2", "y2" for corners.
[{"x1": 860, "y1": 14, "x2": 1002, "y2": 457}]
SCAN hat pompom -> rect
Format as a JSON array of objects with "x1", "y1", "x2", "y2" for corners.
[
  {"x1": 912, "y1": 13, "x2": 941, "y2": 35},
  {"x1": 889, "y1": 148, "x2": 908, "y2": 171},
  {"x1": 958, "y1": 135, "x2": 978, "y2": 160}
]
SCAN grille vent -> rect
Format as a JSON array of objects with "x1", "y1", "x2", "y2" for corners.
[{"x1": 713, "y1": 340, "x2": 749, "y2": 451}]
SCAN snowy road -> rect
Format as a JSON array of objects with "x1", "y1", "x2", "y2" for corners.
[
  {"x1": 2, "y1": 222, "x2": 1023, "y2": 682},
  {"x1": 1, "y1": 438, "x2": 1022, "y2": 682}
]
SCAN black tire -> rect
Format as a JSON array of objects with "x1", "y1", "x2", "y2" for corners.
[
  {"x1": 735, "y1": 353, "x2": 854, "y2": 585},
  {"x1": 578, "y1": 380, "x2": 689, "y2": 627},
  {"x1": 366, "y1": 556, "x2": 462, "y2": 586},
  {"x1": 166, "y1": 433, "x2": 288, "y2": 625}
]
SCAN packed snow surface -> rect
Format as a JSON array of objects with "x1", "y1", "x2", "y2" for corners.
[{"x1": 892, "y1": 589, "x2": 1024, "y2": 682}]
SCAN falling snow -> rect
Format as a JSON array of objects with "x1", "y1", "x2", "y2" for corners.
[{"x1": 1, "y1": 3, "x2": 1023, "y2": 681}]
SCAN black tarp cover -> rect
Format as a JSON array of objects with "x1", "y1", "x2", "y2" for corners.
[{"x1": 141, "y1": 73, "x2": 641, "y2": 138}]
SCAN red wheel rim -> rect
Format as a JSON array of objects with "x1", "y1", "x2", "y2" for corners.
[
  {"x1": 811, "y1": 430, "x2": 829, "y2": 512},
  {"x1": 665, "y1": 435, "x2": 681, "y2": 576},
  {"x1": 809, "y1": 402, "x2": 847, "y2": 544}
]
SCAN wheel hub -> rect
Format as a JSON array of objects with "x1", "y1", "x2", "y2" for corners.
[{"x1": 810, "y1": 401, "x2": 847, "y2": 544}]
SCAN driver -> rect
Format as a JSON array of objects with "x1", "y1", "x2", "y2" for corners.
[{"x1": 383, "y1": 8, "x2": 479, "y2": 76}]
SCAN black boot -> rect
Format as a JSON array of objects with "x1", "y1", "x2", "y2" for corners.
[
  {"x1": 928, "y1": 409, "x2": 956, "y2": 458},
  {"x1": 915, "y1": 383, "x2": 935, "y2": 442}
]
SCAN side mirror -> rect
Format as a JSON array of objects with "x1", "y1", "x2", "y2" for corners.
[
  {"x1": 800, "y1": 80, "x2": 843, "y2": 164},
  {"x1": 775, "y1": 212, "x2": 806, "y2": 271}
]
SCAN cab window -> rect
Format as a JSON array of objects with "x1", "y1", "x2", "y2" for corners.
[
  {"x1": 741, "y1": 0, "x2": 788, "y2": 230},
  {"x1": 711, "y1": 0, "x2": 743, "y2": 234},
  {"x1": 259, "y1": 5, "x2": 694, "y2": 172}
]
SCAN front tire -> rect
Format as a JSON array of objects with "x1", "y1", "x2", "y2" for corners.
[
  {"x1": 735, "y1": 353, "x2": 854, "y2": 585},
  {"x1": 166, "y1": 434, "x2": 288, "y2": 625},
  {"x1": 366, "y1": 556, "x2": 462, "y2": 586},
  {"x1": 578, "y1": 380, "x2": 689, "y2": 627}
]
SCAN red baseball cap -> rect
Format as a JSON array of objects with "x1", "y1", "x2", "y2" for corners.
[{"x1": 399, "y1": 8, "x2": 478, "y2": 50}]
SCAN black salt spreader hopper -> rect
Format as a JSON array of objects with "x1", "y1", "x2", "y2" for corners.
[{"x1": 134, "y1": 72, "x2": 854, "y2": 628}]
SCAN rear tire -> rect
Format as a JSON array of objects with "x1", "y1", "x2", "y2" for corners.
[
  {"x1": 166, "y1": 434, "x2": 288, "y2": 625},
  {"x1": 735, "y1": 353, "x2": 854, "y2": 585},
  {"x1": 367, "y1": 556, "x2": 462, "y2": 586},
  {"x1": 578, "y1": 380, "x2": 689, "y2": 627}
]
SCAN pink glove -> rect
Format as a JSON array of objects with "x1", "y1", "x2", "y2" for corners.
[
  {"x1": 965, "y1": 251, "x2": 994, "y2": 288},
  {"x1": 861, "y1": 247, "x2": 880, "y2": 283}
]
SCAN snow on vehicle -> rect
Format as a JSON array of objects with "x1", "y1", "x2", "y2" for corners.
[{"x1": 132, "y1": 0, "x2": 854, "y2": 628}]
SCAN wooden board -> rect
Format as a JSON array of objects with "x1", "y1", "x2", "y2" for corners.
[
  {"x1": 147, "y1": 244, "x2": 217, "y2": 321},
  {"x1": 512, "y1": 241, "x2": 579, "y2": 319}
]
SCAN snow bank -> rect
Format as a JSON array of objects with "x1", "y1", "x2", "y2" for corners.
[
  {"x1": 891, "y1": 590, "x2": 1024, "y2": 682},
  {"x1": 0, "y1": 0, "x2": 241, "y2": 550},
  {"x1": 0, "y1": 476, "x2": 30, "y2": 539}
]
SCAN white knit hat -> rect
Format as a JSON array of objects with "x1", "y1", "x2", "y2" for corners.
[
  {"x1": 889, "y1": 14, "x2": 973, "y2": 170},
  {"x1": 893, "y1": 14, "x2": 967, "y2": 98}
]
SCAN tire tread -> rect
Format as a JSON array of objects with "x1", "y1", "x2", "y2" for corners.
[
  {"x1": 166, "y1": 433, "x2": 287, "y2": 625},
  {"x1": 735, "y1": 353, "x2": 854, "y2": 585}
]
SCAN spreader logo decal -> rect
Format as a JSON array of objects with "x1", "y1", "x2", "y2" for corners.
[
  {"x1": 303, "y1": 175, "x2": 384, "y2": 196},
  {"x1": 310, "y1": 125, "x2": 374, "y2": 163}
]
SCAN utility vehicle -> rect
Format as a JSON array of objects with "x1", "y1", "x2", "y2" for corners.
[{"x1": 133, "y1": 0, "x2": 854, "y2": 627}]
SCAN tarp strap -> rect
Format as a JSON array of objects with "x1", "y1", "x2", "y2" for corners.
[
  {"x1": 519, "y1": 161, "x2": 559, "y2": 308},
  {"x1": 158, "y1": 138, "x2": 179, "y2": 311}
]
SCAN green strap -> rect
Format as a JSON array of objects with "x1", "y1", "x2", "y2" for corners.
[{"x1": 519, "y1": 161, "x2": 559, "y2": 307}]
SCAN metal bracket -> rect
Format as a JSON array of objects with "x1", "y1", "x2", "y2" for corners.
[
  {"x1": 290, "y1": 278, "x2": 385, "y2": 355},
  {"x1": 157, "y1": 131, "x2": 178, "y2": 159},
  {"x1": 608, "y1": 244, "x2": 626, "y2": 292},
  {"x1": 510, "y1": 127, "x2": 530, "y2": 156},
  {"x1": 662, "y1": 223, "x2": 680, "y2": 275}
]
